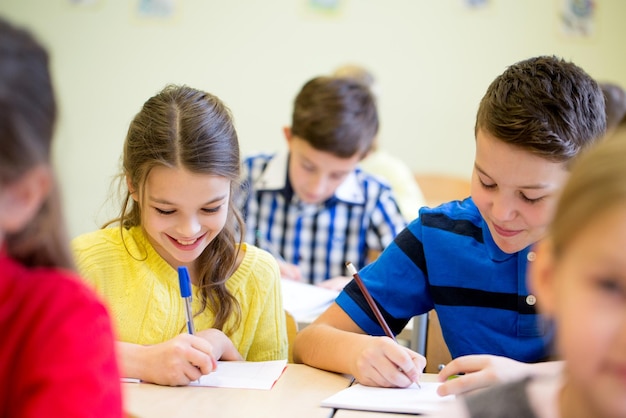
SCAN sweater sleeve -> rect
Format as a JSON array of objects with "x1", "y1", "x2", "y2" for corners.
[{"x1": 238, "y1": 246, "x2": 288, "y2": 361}]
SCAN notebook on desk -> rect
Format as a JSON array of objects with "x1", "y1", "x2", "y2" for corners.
[
  {"x1": 280, "y1": 278, "x2": 339, "y2": 321},
  {"x1": 188, "y1": 359, "x2": 287, "y2": 390},
  {"x1": 321, "y1": 382, "x2": 454, "y2": 414}
]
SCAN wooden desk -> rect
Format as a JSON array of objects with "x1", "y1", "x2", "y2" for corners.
[{"x1": 123, "y1": 363, "x2": 350, "y2": 418}]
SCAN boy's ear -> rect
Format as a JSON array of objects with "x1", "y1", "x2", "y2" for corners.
[
  {"x1": 282, "y1": 126, "x2": 292, "y2": 144},
  {"x1": 126, "y1": 175, "x2": 139, "y2": 202},
  {"x1": 0, "y1": 165, "x2": 52, "y2": 234},
  {"x1": 528, "y1": 239, "x2": 557, "y2": 316}
]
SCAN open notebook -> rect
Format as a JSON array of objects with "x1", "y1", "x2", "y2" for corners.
[
  {"x1": 321, "y1": 382, "x2": 454, "y2": 414},
  {"x1": 188, "y1": 360, "x2": 287, "y2": 390},
  {"x1": 122, "y1": 360, "x2": 287, "y2": 390},
  {"x1": 280, "y1": 278, "x2": 339, "y2": 321}
]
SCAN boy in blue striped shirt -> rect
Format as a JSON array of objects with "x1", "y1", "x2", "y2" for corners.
[
  {"x1": 293, "y1": 56, "x2": 607, "y2": 395},
  {"x1": 239, "y1": 76, "x2": 407, "y2": 290}
]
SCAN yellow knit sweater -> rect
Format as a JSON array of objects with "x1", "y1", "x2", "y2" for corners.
[{"x1": 71, "y1": 226, "x2": 287, "y2": 361}]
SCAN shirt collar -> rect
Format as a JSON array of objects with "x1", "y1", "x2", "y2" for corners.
[
  {"x1": 334, "y1": 169, "x2": 365, "y2": 204},
  {"x1": 253, "y1": 151, "x2": 290, "y2": 191},
  {"x1": 254, "y1": 151, "x2": 366, "y2": 205}
]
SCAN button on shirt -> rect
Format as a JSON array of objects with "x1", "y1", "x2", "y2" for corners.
[{"x1": 239, "y1": 152, "x2": 408, "y2": 284}]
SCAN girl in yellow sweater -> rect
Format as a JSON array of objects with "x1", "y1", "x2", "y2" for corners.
[{"x1": 73, "y1": 85, "x2": 287, "y2": 386}]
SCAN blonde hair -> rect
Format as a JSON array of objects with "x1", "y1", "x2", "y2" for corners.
[{"x1": 550, "y1": 138, "x2": 626, "y2": 257}]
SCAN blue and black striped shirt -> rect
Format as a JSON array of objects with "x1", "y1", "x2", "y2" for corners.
[{"x1": 337, "y1": 198, "x2": 552, "y2": 362}]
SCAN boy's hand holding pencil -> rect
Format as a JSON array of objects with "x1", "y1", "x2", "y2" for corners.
[{"x1": 345, "y1": 262, "x2": 425, "y2": 388}]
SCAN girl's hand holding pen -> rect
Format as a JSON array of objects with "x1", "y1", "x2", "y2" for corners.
[
  {"x1": 132, "y1": 330, "x2": 242, "y2": 386},
  {"x1": 136, "y1": 334, "x2": 217, "y2": 386}
]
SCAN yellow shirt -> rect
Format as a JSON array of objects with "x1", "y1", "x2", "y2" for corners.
[{"x1": 71, "y1": 226, "x2": 287, "y2": 361}]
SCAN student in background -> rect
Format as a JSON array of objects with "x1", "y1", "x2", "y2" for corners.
[
  {"x1": 72, "y1": 85, "x2": 287, "y2": 386},
  {"x1": 294, "y1": 56, "x2": 606, "y2": 395},
  {"x1": 0, "y1": 17, "x2": 122, "y2": 416},
  {"x1": 333, "y1": 64, "x2": 426, "y2": 219},
  {"x1": 433, "y1": 134, "x2": 626, "y2": 418},
  {"x1": 601, "y1": 81, "x2": 626, "y2": 143},
  {"x1": 239, "y1": 76, "x2": 407, "y2": 290},
  {"x1": 600, "y1": 81, "x2": 626, "y2": 134}
]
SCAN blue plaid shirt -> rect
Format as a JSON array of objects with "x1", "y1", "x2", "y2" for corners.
[{"x1": 239, "y1": 152, "x2": 407, "y2": 284}]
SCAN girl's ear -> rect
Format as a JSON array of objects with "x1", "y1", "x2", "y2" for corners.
[
  {"x1": 528, "y1": 239, "x2": 557, "y2": 316},
  {"x1": 126, "y1": 175, "x2": 138, "y2": 202},
  {"x1": 0, "y1": 165, "x2": 51, "y2": 234}
]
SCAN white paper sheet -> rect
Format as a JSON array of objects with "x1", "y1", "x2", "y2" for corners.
[
  {"x1": 281, "y1": 278, "x2": 339, "y2": 321},
  {"x1": 188, "y1": 360, "x2": 287, "y2": 390},
  {"x1": 321, "y1": 382, "x2": 454, "y2": 414}
]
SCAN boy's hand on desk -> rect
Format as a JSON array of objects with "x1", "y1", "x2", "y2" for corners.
[
  {"x1": 352, "y1": 336, "x2": 425, "y2": 388},
  {"x1": 436, "y1": 354, "x2": 534, "y2": 396},
  {"x1": 317, "y1": 276, "x2": 351, "y2": 291},
  {"x1": 278, "y1": 260, "x2": 303, "y2": 282},
  {"x1": 139, "y1": 334, "x2": 218, "y2": 386}
]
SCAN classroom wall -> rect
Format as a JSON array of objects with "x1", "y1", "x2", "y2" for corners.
[{"x1": 2, "y1": 0, "x2": 626, "y2": 238}]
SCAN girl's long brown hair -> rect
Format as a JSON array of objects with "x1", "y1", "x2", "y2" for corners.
[{"x1": 104, "y1": 85, "x2": 244, "y2": 332}]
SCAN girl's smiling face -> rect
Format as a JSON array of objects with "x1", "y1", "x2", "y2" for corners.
[
  {"x1": 132, "y1": 165, "x2": 230, "y2": 273},
  {"x1": 471, "y1": 129, "x2": 569, "y2": 254}
]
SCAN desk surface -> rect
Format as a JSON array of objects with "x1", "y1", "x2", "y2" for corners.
[
  {"x1": 124, "y1": 364, "x2": 443, "y2": 418},
  {"x1": 123, "y1": 363, "x2": 350, "y2": 418}
]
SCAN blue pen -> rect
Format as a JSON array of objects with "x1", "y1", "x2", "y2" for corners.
[{"x1": 178, "y1": 266, "x2": 195, "y2": 334}]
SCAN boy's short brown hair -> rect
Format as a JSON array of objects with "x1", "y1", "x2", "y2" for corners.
[
  {"x1": 291, "y1": 76, "x2": 378, "y2": 158},
  {"x1": 476, "y1": 55, "x2": 606, "y2": 164}
]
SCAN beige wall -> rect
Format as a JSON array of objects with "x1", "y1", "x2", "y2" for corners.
[{"x1": 2, "y1": 0, "x2": 625, "y2": 238}]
